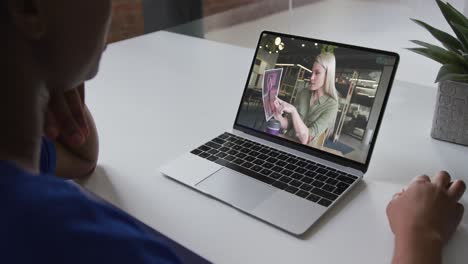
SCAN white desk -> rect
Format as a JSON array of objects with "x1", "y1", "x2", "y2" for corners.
[{"x1": 83, "y1": 31, "x2": 468, "y2": 264}]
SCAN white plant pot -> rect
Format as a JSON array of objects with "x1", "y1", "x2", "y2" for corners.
[{"x1": 431, "y1": 80, "x2": 468, "y2": 146}]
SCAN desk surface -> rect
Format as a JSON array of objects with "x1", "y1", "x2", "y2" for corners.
[{"x1": 83, "y1": 31, "x2": 468, "y2": 264}]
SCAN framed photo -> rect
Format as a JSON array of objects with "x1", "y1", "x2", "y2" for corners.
[{"x1": 262, "y1": 68, "x2": 283, "y2": 121}]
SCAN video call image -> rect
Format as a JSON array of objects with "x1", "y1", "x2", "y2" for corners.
[{"x1": 236, "y1": 33, "x2": 397, "y2": 164}]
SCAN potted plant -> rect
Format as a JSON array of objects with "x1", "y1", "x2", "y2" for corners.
[{"x1": 410, "y1": 0, "x2": 468, "y2": 146}]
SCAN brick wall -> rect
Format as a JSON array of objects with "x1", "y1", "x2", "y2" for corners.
[
  {"x1": 202, "y1": 0, "x2": 289, "y2": 32},
  {"x1": 107, "y1": 0, "x2": 318, "y2": 42},
  {"x1": 108, "y1": 0, "x2": 144, "y2": 43},
  {"x1": 203, "y1": 0, "x2": 259, "y2": 16},
  {"x1": 203, "y1": 0, "x2": 320, "y2": 17}
]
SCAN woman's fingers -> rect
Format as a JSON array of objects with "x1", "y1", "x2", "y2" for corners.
[
  {"x1": 448, "y1": 180, "x2": 466, "y2": 202},
  {"x1": 434, "y1": 171, "x2": 452, "y2": 188},
  {"x1": 392, "y1": 191, "x2": 404, "y2": 200},
  {"x1": 49, "y1": 92, "x2": 84, "y2": 146},
  {"x1": 274, "y1": 99, "x2": 280, "y2": 108},
  {"x1": 77, "y1": 83, "x2": 85, "y2": 104},
  {"x1": 410, "y1": 175, "x2": 431, "y2": 185},
  {"x1": 44, "y1": 109, "x2": 60, "y2": 139},
  {"x1": 274, "y1": 99, "x2": 284, "y2": 113},
  {"x1": 64, "y1": 88, "x2": 89, "y2": 137}
]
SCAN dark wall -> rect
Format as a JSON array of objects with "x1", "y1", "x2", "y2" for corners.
[{"x1": 142, "y1": 0, "x2": 203, "y2": 34}]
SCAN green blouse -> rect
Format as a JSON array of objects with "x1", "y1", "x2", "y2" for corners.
[{"x1": 286, "y1": 89, "x2": 339, "y2": 145}]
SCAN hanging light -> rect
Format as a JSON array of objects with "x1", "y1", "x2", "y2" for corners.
[
  {"x1": 278, "y1": 42, "x2": 285, "y2": 50},
  {"x1": 275, "y1": 37, "x2": 282, "y2": 46}
]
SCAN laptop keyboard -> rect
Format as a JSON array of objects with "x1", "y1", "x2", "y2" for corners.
[{"x1": 190, "y1": 133, "x2": 358, "y2": 207}]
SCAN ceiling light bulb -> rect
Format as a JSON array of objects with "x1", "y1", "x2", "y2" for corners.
[
  {"x1": 275, "y1": 37, "x2": 281, "y2": 46},
  {"x1": 302, "y1": 44, "x2": 305, "y2": 47}
]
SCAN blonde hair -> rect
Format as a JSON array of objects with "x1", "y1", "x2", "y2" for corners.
[
  {"x1": 314, "y1": 52, "x2": 339, "y2": 140},
  {"x1": 315, "y1": 52, "x2": 338, "y2": 101}
]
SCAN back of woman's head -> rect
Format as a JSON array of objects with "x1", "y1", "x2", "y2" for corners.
[{"x1": 315, "y1": 52, "x2": 338, "y2": 101}]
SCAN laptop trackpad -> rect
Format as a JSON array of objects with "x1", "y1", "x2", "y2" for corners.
[{"x1": 196, "y1": 168, "x2": 276, "y2": 212}]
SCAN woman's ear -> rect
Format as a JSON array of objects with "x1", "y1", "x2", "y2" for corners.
[{"x1": 7, "y1": 0, "x2": 46, "y2": 39}]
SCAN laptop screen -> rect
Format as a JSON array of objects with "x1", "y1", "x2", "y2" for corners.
[{"x1": 235, "y1": 31, "x2": 398, "y2": 165}]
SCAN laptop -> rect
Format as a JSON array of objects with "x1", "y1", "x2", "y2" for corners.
[{"x1": 160, "y1": 31, "x2": 399, "y2": 235}]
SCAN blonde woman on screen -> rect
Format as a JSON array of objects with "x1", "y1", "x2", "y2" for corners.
[{"x1": 273, "y1": 52, "x2": 339, "y2": 146}]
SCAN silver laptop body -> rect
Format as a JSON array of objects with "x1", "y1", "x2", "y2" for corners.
[{"x1": 160, "y1": 31, "x2": 399, "y2": 235}]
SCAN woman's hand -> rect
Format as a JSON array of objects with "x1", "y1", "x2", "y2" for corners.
[
  {"x1": 44, "y1": 83, "x2": 99, "y2": 178},
  {"x1": 45, "y1": 83, "x2": 89, "y2": 146},
  {"x1": 387, "y1": 171, "x2": 465, "y2": 244},
  {"x1": 387, "y1": 171, "x2": 465, "y2": 264},
  {"x1": 273, "y1": 98, "x2": 288, "y2": 130},
  {"x1": 273, "y1": 99, "x2": 283, "y2": 118},
  {"x1": 274, "y1": 98, "x2": 296, "y2": 115}
]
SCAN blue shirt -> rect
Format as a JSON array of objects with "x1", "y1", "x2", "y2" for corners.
[{"x1": 0, "y1": 138, "x2": 181, "y2": 263}]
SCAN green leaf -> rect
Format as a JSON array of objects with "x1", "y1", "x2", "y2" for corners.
[
  {"x1": 409, "y1": 40, "x2": 466, "y2": 65},
  {"x1": 407, "y1": 47, "x2": 446, "y2": 64},
  {"x1": 436, "y1": 72, "x2": 468, "y2": 83},
  {"x1": 410, "y1": 18, "x2": 463, "y2": 53},
  {"x1": 410, "y1": 40, "x2": 448, "y2": 51},
  {"x1": 409, "y1": 39, "x2": 468, "y2": 68},
  {"x1": 407, "y1": 47, "x2": 467, "y2": 68},
  {"x1": 436, "y1": 0, "x2": 468, "y2": 49},
  {"x1": 446, "y1": 2, "x2": 468, "y2": 27},
  {"x1": 435, "y1": 64, "x2": 467, "y2": 82},
  {"x1": 450, "y1": 23, "x2": 468, "y2": 52}
]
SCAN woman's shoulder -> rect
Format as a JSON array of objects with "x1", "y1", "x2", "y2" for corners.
[
  {"x1": 323, "y1": 94, "x2": 339, "y2": 109},
  {"x1": 293, "y1": 88, "x2": 310, "y2": 107},
  {"x1": 297, "y1": 88, "x2": 311, "y2": 97},
  {"x1": 295, "y1": 89, "x2": 311, "y2": 103}
]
